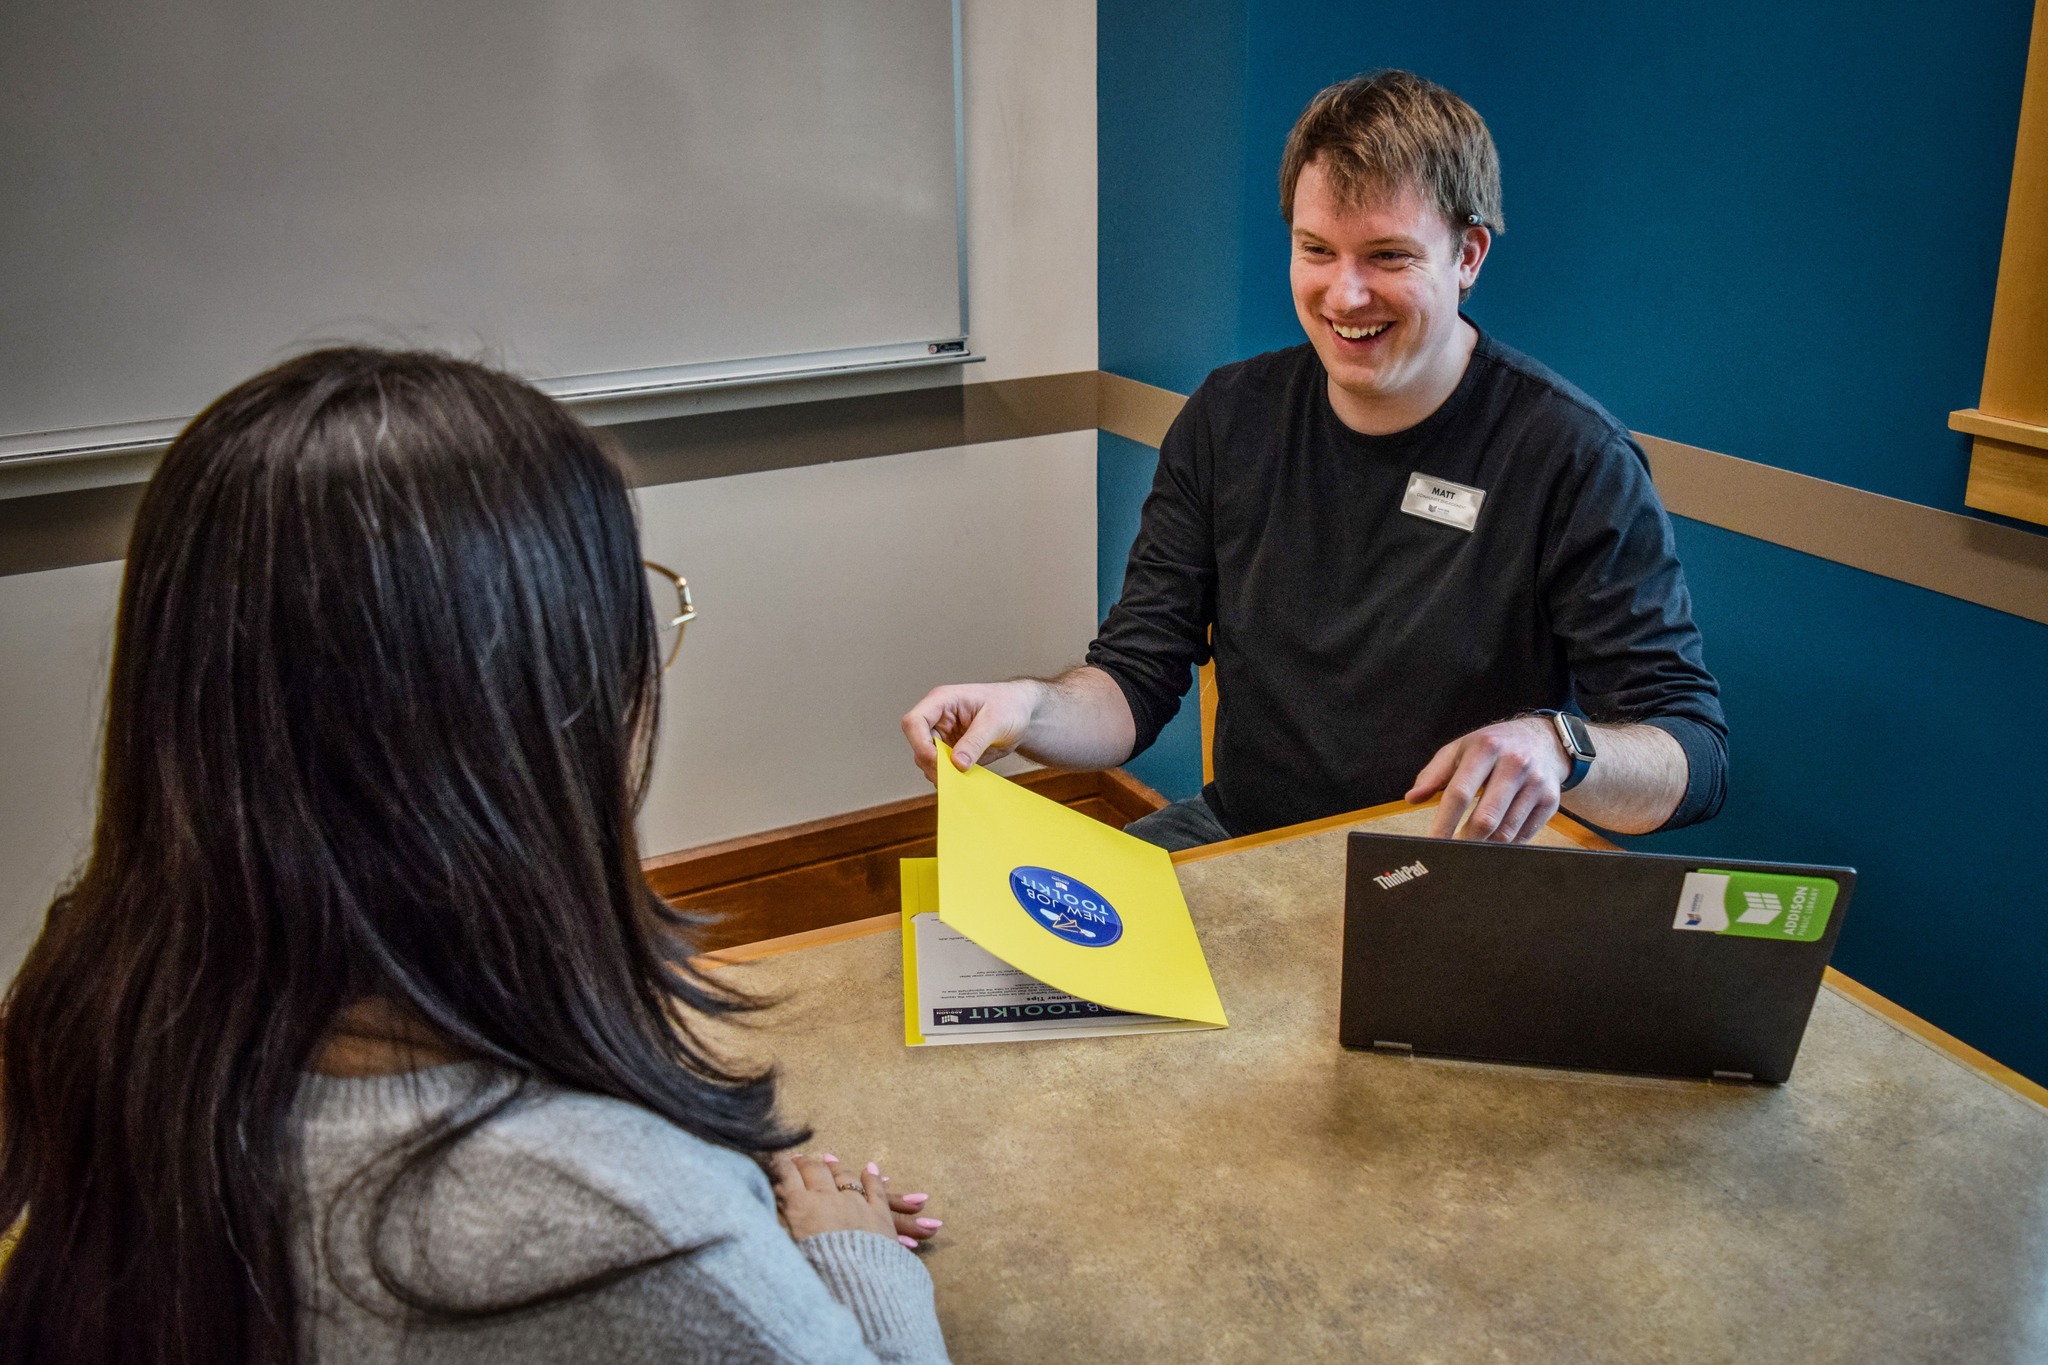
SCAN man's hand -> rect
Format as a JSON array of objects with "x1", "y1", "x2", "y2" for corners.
[
  {"x1": 1406, "y1": 717, "x2": 1570, "y2": 843},
  {"x1": 900, "y1": 665, "x2": 1139, "y2": 782},
  {"x1": 1408, "y1": 716, "x2": 1689, "y2": 840},
  {"x1": 901, "y1": 680, "x2": 1045, "y2": 781}
]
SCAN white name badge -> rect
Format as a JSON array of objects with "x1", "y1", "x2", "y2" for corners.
[{"x1": 1400, "y1": 473, "x2": 1487, "y2": 532}]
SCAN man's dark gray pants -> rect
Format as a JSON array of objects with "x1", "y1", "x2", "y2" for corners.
[{"x1": 1120, "y1": 792, "x2": 1232, "y2": 853}]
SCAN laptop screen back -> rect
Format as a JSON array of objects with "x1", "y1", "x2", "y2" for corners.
[{"x1": 1341, "y1": 833, "x2": 1855, "y2": 1083}]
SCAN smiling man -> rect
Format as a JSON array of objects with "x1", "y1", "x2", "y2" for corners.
[{"x1": 903, "y1": 70, "x2": 1726, "y2": 850}]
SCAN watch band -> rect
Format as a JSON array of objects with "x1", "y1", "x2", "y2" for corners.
[{"x1": 1534, "y1": 709, "x2": 1594, "y2": 792}]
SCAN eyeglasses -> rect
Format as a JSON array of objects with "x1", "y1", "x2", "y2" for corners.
[{"x1": 643, "y1": 560, "x2": 696, "y2": 673}]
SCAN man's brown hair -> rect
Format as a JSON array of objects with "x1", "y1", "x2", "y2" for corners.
[{"x1": 1278, "y1": 70, "x2": 1503, "y2": 237}]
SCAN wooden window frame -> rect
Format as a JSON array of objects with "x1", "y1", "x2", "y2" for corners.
[{"x1": 1952, "y1": 0, "x2": 2048, "y2": 526}]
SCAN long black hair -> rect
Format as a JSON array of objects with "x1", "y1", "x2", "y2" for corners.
[{"x1": 0, "y1": 348, "x2": 800, "y2": 1363}]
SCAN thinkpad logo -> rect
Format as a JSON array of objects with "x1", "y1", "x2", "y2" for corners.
[{"x1": 1373, "y1": 861, "x2": 1428, "y2": 890}]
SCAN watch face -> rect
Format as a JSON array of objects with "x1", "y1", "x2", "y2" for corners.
[{"x1": 1560, "y1": 712, "x2": 1595, "y2": 758}]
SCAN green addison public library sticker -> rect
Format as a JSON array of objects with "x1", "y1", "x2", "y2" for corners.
[{"x1": 1671, "y1": 869, "x2": 1838, "y2": 943}]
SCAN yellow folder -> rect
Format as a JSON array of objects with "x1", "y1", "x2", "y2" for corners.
[
  {"x1": 926, "y1": 744, "x2": 1227, "y2": 1028},
  {"x1": 901, "y1": 855, "x2": 938, "y2": 1046}
]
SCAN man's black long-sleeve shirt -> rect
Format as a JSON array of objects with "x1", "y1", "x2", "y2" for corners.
[{"x1": 1087, "y1": 329, "x2": 1727, "y2": 838}]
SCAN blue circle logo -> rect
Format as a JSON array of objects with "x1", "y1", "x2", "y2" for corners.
[{"x1": 1008, "y1": 866, "x2": 1123, "y2": 948}]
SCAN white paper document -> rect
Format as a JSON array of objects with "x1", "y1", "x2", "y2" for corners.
[{"x1": 910, "y1": 913, "x2": 1183, "y2": 1043}]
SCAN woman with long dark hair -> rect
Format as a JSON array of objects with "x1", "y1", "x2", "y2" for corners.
[{"x1": 0, "y1": 349, "x2": 950, "y2": 1363}]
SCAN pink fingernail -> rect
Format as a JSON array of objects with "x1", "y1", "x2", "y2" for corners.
[
  {"x1": 866, "y1": 1162, "x2": 880, "y2": 1175},
  {"x1": 901, "y1": 1193, "x2": 928, "y2": 1206},
  {"x1": 915, "y1": 1218, "x2": 942, "y2": 1231},
  {"x1": 821, "y1": 1154, "x2": 838, "y2": 1163},
  {"x1": 898, "y1": 1235, "x2": 919, "y2": 1249}
]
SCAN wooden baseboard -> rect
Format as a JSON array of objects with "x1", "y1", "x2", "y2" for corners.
[{"x1": 642, "y1": 768, "x2": 1168, "y2": 951}]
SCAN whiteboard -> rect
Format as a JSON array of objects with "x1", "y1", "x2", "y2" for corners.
[{"x1": 0, "y1": 0, "x2": 967, "y2": 463}]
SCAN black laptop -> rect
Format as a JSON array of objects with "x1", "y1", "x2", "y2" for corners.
[{"x1": 1340, "y1": 833, "x2": 1855, "y2": 1084}]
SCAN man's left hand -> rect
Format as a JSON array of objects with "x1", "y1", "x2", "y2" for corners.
[{"x1": 1406, "y1": 717, "x2": 1571, "y2": 843}]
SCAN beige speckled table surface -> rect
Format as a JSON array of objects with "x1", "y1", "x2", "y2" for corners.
[{"x1": 715, "y1": 807, "x2": 2048, "y2": 1363}]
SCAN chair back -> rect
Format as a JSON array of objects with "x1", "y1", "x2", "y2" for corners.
[{"x1": 1198, "y1": 661, "x2": 1217, "y2": 785}]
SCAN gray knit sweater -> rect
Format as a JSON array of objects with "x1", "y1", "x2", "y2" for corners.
[{"x1": 291, "y1": 1064, "x2": 950, "y2": 1363}]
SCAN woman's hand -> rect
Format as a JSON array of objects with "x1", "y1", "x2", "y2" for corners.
[{"x1": 771, "y1": 1152, "x2": 944, "y2": 1251}]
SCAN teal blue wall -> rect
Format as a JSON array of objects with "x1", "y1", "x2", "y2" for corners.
[
  {"x1": 1098, "y1": 431, "x2": 1207, "y2": 798},
  {"x1": 1100, "y1": 0, "x2": 2048, "y2": 1080},
  {"x1": 1097, "y1": 0, "x2": 1248, "y2": 799}
]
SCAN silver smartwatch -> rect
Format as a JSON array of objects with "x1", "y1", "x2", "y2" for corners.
[{"x1": 1533, "y1": 709, "x2": 1596, "y2": 791}]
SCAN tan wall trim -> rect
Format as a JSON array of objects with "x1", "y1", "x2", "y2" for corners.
[
  {"x1": 10, "y1": 365, "x2": 2048, "y2": 630},
  {"x1": 613, "y1": 370, "x2": 1098, "y2": 489},
  {"x1": 1636, "y1": 434, "x2": 2048, "y2": 627},
  {"x1": 0, "y1": 481, "x2": 147, "y2": 578},
  {"x1": 0, "y1": 371, "x2": 1104, "y2": 579},
  {"x1": 1097, "y1": 371, "x2": 1186, "y2": 448},
  {"x1": 1099, "y1": 370, "x2": 2048, "y2": 629}
]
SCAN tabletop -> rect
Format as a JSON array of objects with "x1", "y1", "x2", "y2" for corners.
[{"x1": 709, "y1": 803, "x2": 2048, "y2": 1364}]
